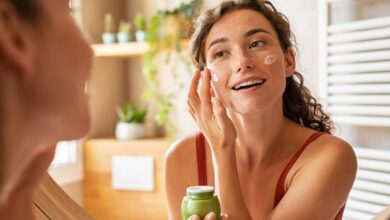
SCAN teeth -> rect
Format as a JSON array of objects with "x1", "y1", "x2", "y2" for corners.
[{"x1": 234, "y1": 79, "x2": 265, "y2": 90}]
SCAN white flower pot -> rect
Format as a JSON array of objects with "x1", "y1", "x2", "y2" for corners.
[
  {"x1": 102, "y1": 33, "x2": 116, "y2": 44},
  {"x1": 117, "y1": 32, "x2": 132, "y2": 43},
  {"x1": 135, "y1": 31, "x2": 147, "y2": 42},
  {"x1": 115, "y1": 122, "x2": 145, "y2": 140}
]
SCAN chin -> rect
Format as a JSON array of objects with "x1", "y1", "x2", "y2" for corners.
[
  {"x1": 60, "y1": 107, "x2": 91, "y2": 140},
  {"x1": 63, "y1": 118, "x2": 90, "y2": 140},
  {"x1": 231, "y1": 102, "x2": 266, "y2": 115}
]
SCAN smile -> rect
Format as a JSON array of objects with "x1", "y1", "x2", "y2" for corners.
[{"x1": 232, "y1": 79, "x2": 266, "y2": 90}]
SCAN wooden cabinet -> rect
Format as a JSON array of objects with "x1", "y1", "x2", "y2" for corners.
[{"x1": 83, "y1": 138, "x2": 172, "y2": 220}]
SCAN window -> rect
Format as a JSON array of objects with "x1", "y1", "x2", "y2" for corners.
[
  {"x1": 49, "y1": 140, "x2": 84, "y2": 185},
  {"x1": 50, "y1": 141, "x2": 77, "y2": 167}
]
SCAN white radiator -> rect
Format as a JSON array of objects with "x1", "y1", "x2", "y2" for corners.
[
  {"x1": 344, "y1": 147, "x2": 390, "y2": 220},
  {"x1": 319, "y1": 1, "x2": 390, "y2": 127}
]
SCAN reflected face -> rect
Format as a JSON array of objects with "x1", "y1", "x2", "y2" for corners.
[
  {"x1": 28, "y1": 0, "x2": 93, "y2": 139},
  {"x1": 204, "y1": 9, "x2": 294, "y2": 115}
]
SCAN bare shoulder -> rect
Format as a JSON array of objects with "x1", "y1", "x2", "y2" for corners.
[
  {"x1": 310, "y1": 133, "x2": 357, "y2": 166},
  {"x1": 165, "y1": 134, "x2": 199, "y2": 183},
  {"x1": 295, "y1": 133, "x2": 358, "y2": 185},
  {"x1": 165, "y1": 134, "x2": 197, "y2": 166},
  {"x1": 279, "y1": 133, "x2": 358, "y2": 219}
]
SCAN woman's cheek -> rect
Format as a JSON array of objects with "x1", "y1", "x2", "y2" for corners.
[
  {"x1": 259, "y1": 53, "x2": 283, "y2": 78},
  {"x1": 264, "y1": 54, "x2": 279, "y2": 65}
]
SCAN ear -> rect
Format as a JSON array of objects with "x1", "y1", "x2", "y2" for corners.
[
  {"x1": 0, "y1": 1, "x2": 35, "y2": 77},
  {"x1": 284, "y1": 47, "x2": 296, "y2": 77}
]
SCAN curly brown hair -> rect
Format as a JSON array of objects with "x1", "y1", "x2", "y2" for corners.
[
  {"x1": 9, "y1": 0, "x2": 40, "y2": 20},
  {"x1": 189, "y1": 0, "x2": 333, "y2": 133}
]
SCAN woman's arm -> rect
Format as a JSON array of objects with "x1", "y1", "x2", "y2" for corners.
[{"x1": 165, "y1": 137, "x2": 198, "y2": 220}]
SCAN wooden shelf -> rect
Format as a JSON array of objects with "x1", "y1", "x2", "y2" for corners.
[
  {"x1": 91, "y1": 42, "x2": 149, "y2": 58},
  {"x1": 91, "y1": 40, "x2": 189, "y2": 58}
]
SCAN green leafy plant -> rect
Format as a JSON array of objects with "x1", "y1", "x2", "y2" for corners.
[
  {"x1": 134, "y1": 13, "x2": 146, "y2": 31},
  {"x1": 104, "y1": 13, "x2": 115, "y2": 33},
  {"x1": 116, "y1": 102, "x2": 147, "y2": 124},
  {"x1": 141, "y1": 1, "x2": 199, "y2": 138},
  {"x1": 159, "y1": 0, "x2": 198, "y2": 20},
  {"x1": 118, "y1": 20, "x2": 132, "y2": 33}
]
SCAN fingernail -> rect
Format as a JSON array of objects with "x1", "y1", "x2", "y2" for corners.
[
  {"x1": 205, "y1": 212, "x2": 216, "y2": 220},
  {"x1": 189, "y1": 215, "x2": 198, "y2": 220},
  {"x1": 221, "y1": 213, "x2": 229, "y2": 219},
  {"x1": 200, "y1": 70, "x2": 204, "y2": 77}
]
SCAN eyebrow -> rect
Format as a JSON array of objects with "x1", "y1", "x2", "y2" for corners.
[
  {"x1": 244, "y1": 28, "x2": 270, "y2": 37},
  {"x1": 207, "y1": 28, "x2": 271, "y2": 51}
]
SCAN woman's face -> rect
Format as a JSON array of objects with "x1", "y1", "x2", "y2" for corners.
[
  {"x1": 27, "y1": 0, "x2": 93, "y2": 139},
  {"x1": 204, "y1": 9, "x2": 295, "y2": 115}
]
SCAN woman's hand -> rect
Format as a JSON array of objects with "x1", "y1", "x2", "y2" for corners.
[
  {"x1": 188, "y1": 212, "x2": 229, "y2": 220},
  {"x1": 187, "y1": 69, "x2": 237, "y2": 151}
]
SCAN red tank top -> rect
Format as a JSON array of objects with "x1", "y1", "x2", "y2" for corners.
[{"x1": 195, "y1": 132, "x2": 345, "y2": 220}]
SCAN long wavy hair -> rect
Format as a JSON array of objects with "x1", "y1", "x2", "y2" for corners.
[{"x1": 189, "y1": 0, "x2": 333, "y2": 133}]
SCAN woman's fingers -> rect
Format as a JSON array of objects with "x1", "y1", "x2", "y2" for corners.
[
  {"x1": 188, "y1": 70, "x2": 201, "y2": 105},
  {"x1": 221, "y1": 213, "x2": 229, "y2": 220},
  {"x1": 199, "y1": 69, "x2": 213, "y2": 118},
  {"x1": 212, "y1": 97, "x2": 236, "y2": 141},
  {"x1": 188, "y1": 71, "x2": 202, "y2": 124},
  {"x1": 187, "y1": 213, "x2": 227, "y2": 220},
  {"x1": 204, "y1": 212, "x2": 217, "y2": 220},
  {"x1": 188, "y1": 215, "x2": 200, "y2": 220}
]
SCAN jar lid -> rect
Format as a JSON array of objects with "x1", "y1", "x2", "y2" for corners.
[{"x1": 186, "y1": 185, "x2": 214, "y2": 194}]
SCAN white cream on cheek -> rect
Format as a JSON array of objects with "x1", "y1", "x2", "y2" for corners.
[
  {"x1": 264, "y1": 54, "x2": 279, "y2": 65},
  {"x1": 211, "y1": 73, "x2": 219, "y2": 82},
  {"x1": 206, "y1": 65, "x2": 219, "y2": 82}
]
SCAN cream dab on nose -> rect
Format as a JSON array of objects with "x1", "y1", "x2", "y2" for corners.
[{"x1": 264, "y1": 54, "x2": 279, "y2": 65}]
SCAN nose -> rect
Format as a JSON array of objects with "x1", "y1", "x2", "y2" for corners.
[{"x1": 233, "y1": 49, "x2": 254, "y2": 74}]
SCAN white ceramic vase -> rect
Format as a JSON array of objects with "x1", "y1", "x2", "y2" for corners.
[
  {"x1": 115, "y1": 122, "x2": 145, "y2": 140},
  {"x1": 135, "y1": 31, "x2": 147, "y2": 42},
  {"x1": 102, "y1": 32, "x2": 116, "y2": 44},
  {"x1": 117, "y1": 32, "x2": 131, "y2": 43}
]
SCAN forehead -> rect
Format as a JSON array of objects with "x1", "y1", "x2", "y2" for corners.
[{"x1": 205, "y1": 9, "x2": 278, "y2": 47}]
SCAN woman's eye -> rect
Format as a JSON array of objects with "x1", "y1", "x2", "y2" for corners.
[
  {"x1": 249, "y1": 40, "x2": 264, "y2": 49},
  {"x1": 214, "y1": 51, "x2": 226, "y2": 59}
]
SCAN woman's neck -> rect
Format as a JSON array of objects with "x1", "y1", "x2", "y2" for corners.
[
  {"x1": 230, "y1": 100, "x2": 294, "y2": 167},
  {"x1": 0, "y1": 76, "x2": 55, "y2": 218}
]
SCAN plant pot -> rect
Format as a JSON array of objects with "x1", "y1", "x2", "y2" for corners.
[
  {"x1": 102, "y1": 32, "x2": 116, "y2": 44},
  {"x1": 117, "y1": 32, "x2": 132, "y2": 43},
  {"x1": 135, "y1": 31, "x2": 147, "y2": 42},
  {"x1": 115, "y1": 122, "x2": 145, "y2": 140}
]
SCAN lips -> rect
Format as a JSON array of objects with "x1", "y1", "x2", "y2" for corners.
[{"x1": 231, "y1": 77, "x2": 267, "y2": 91}]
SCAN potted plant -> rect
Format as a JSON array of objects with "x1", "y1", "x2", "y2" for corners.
[
  {"x1": 102, "y1": 13, "x2": 116, "y2": 44},
  {"x1": 117, "y1": 20, "x2": 132, "y2": 43},
  {"x1": 115, "y1": 102, "x2": 147, "y2": 140},
  {"x1": 134, "y1": 13, "x2": 147, "y2": 42}
]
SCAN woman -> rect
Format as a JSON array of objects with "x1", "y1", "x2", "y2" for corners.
[
  {"x1": 164, "y1": 0, "x2": 357, "y2": 219},
  {"x1": 0, "y1": 0, "x2": 93, "y2": 219}
]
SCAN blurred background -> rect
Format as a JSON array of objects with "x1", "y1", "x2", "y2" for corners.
[{"x1": 48, "y1": 0, "x2": 390, "y2": 219}]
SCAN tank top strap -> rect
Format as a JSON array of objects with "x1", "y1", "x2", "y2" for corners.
[
  {"x1": 274, "y1": 131, "x2": 325, "y2": 207},
  {"x1": 196, "y1": 132, "x2": 207, "y2": 185}
]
